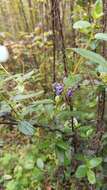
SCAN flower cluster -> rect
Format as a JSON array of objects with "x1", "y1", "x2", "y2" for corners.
[
  {"x1": 67, "y1": 88, "x2": 73, "y2": 97},
  {"x1": 53, "y1": 83, "x2": 64, "y2": 95},
  {"x1": 53, "y1": 83, "x2": 73, "y2": 97}
]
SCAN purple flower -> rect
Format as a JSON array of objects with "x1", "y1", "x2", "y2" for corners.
[
  {"x1": 67, "y1": 88, "x2": 73, "y2": 97},
  {"x1": 53, "y1": 83, "x2": 64, "y2": 95}
]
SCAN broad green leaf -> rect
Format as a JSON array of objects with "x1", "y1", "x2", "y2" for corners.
[
  {"x1": 21, "y1": 70, "x2": 36, "y2": 81},
  {"x1": 97, "y1": 65, "x2": 107, "y2": 73},
  {"x1": 0, "y1": 101, "x2": 11, "y2": 113},
  {"x1": 102, "y1": 133, "x2": 107, "y2": 141},
  {"x1": 1, "y1": 153, "x2": 12, "y2": 166},
  {"x1": 56, "y1": 149, "x2": 64, "y2": 164},
  {"x1": 14, "y1": 165, "x2": 23, "y2": 178},
  {"x1": 32, "y1": 168, "x2": 43, "y2": 181},
  {"x1": 92, "y1": 0, "x2": 103, "y2": 19},
  {"x1": 21, "y1": 99, "x2": 53, "y2": 116},
  {"x1": 56, "y1": 140, "x2": 69, "y2": 151},
  {"x1": 18, "y1": 121, "x2": 35, "y2": 136},
  {"x1": 24, "y1": 159, "x2": 34, "y2": 170},
  {"x1": 12, "y1": 91, "x2": 44, "y2": 101},
  {"x1": 32, "y1": 99, "x2": 53, "y2": 106},
  {"x1": 79, "y1": 126, "x2": 94, "y2": 138},
  {"x1": 87, "y1": 170, "x2": 96, "y2": 184},
  {"x1": 57, "y1": 110, "x2": 72, "y2": 121},
  {"x1": 3, "y1": 174, "x2": 12, "y2": 180},
  {"x1": 95, "y1": 33, "x2": 107, "y2": 41},
  {"x1": 88, "y1": 157, "x2": 102, "y2": 168},
  {"x1": 63, "y1": 74, "x2": 81, "y2": 88},
  {"x1": 73, "y1": 20, "x2": 91, "y2": 29},
  {"x1": 6, "y1": 180, "x2": 19, "y2": 190},
  {"x1": 36, "y1": 158, "x2": 44, "y2": 169},
  {"x1": 75, "y1": 165, "x2": 87, "y2": 178},
  {"x1": 73, "y1": 48, "x2": 107, "y2": 65}
]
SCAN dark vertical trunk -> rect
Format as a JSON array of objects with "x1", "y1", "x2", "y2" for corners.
[
  {"x1": 51, "y1": 0, "x2": 68, "y2": 81},
  {"x1": 51, "y1": 0, "x2": 56, "y2": 83},
  {"x1": 44, "y1": 0, "x2": 49, "y2": 31},
  {"x1": 19, "y1": 0, "x2": 30, "y2": 32},
  {"x1": 56, "y1": 1, "x2": 68, "y2": 77}
]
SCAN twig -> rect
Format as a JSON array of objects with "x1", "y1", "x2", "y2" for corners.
[{"x1": 0, "y1": 120, "x2": 73, "y2": 138}]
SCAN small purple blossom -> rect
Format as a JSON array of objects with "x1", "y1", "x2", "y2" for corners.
[
  {"x1": 53, "y1": 83, "x2": 64, "y2": 95},
  {"x1": 67, "y1": 88, "x2": 73, "y2": 97}
]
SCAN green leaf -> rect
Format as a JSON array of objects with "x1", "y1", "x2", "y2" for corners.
[
  {"x1": 75, "y1": 165, "x2": 87, "y2": 178},
  {"x1": 14, "y1": 165, "x2": 23, "y2": 178},
  {"x1": 72, "y1": 48, "x2": 107, "y2": 65},
  {"x1": 79, "y1": 126, "x2": 94, "y2": 138},
  {"x1": 32, "y1": 168, "x2": 43, "y2": 181},
  {"x1": 57, "y1": 110, "x2": 72, "y2": 121},
  {"x1": 88, "y1": 157, "x2": 102, "y2": 168},
  {"x1": 21, "y1": 99, "x2": 53, "y2": 116},
  {"x1": 20, "y1": 70, "x2": 35, "y2": 81},
  {"x1": 18, "y1": 121, "x2": 35, "y2": 136},
  {"x1": 87, "y1": 170, "x2": 96, "y2": 184},
  {"x1": 56, "y1": 140, "x2": 69, "y2": 151},
  {"x1": 6, "y1": 180, "x2": 20, "y2": 190},
  {"x1": 63, "y1": 74, "x2": 81, "y2": 88},
  {"x1": 31, "y1": 99, "x2": 53, "y2": 106},
  {"x1": 1, "y1": 153, "x2": 13, "y2": 166},
  {"x1": 92, "y1": 0, "x2": 103, "y2": 19},
  {"x1": 24, "y1": 158, "x2": 34, "y2": 170},
  {"x1": 3, "y1": 174, "x2": 12, "y2": 180},
  {"x1": 97, "y1": 65, "x2": 107, "y2": 73},
  {"x1": 102, "y1": 132, "x2": 107, "y2": 141},
  {"x1": 36, "y1": 158, "x2": 44, "y2": 169},
  {"x1": 73, "y1": 20, "x2": 91, "y2": 29},
  {"x1": 95, "y1": 33, "x2": 107, "y2": 41},
  {"x1": 56, "y1": 150, "x2": 65, "y2": 165},
  {"x1": 12, "y1": 91, "x2": 44, "y2": 101}
]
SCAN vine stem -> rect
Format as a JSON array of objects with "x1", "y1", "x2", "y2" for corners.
[
  {"x1": 0, "y1": 119, "x2": 74, "y2": 139},
  {"x1": 0, "y1": 64, "x2": 10, "y2": 75}
]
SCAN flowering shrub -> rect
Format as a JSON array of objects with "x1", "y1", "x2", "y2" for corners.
[{"x1": 1, "y1": 0, "x2": 107, "y2": 190}]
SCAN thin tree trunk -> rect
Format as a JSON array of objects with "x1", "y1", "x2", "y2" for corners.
[
  {"x1": 19, "y1": 0, "x2": 30, "y2": 32},
  {"x1": 27, "y1": 0, "x2": 34, "y2": 30},
  {"x1": 56, "y1": 0, "x2": 68, "y2": 77},
  {"x1": 51, "y1": 0, "x2": 56, "y2": 83}
]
